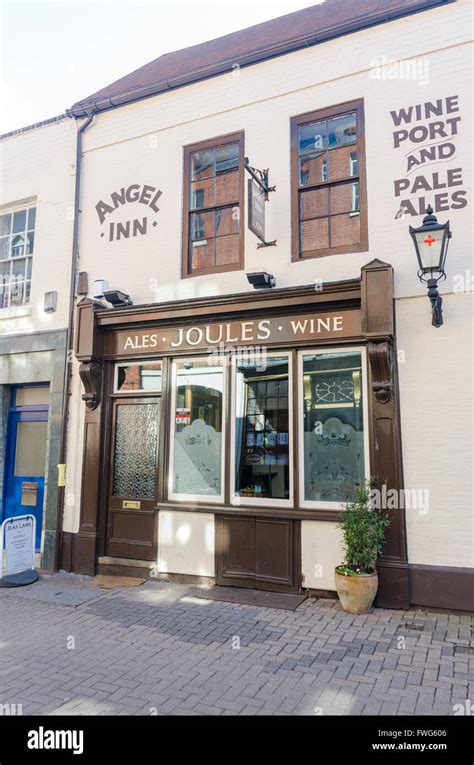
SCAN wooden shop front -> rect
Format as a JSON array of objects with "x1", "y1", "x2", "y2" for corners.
[{"x1": 67, "y1": 259, "x2": 409, "y2": 608}]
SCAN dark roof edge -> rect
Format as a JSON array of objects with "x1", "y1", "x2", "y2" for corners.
[
  {"x1": 69, "y1": 0, "x2": 453, "y2": 118},
  {"x1": 0, "y1": 113, "x2": 70, "y2": 141}
]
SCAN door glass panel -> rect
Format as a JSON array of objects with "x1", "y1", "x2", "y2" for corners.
[
  {"x1": 235, "y1": 356, "x2": 290, "y2": 501},
  {"x1": 112, "y1": 402, "x2": 160, "y2": 498},
  {"x1": 302, "y1": 351, "x2": 365, "y2": 503},
  {"x1": 14, "y1": 421, "x2": 48, "y2": 476},
  {"x1": 171, "y1": 360, "x2": 224, "y2": 498},
  {"x1": 15, "y1": 386, "x2": 49, "y2": 406},
  {"x1": 115, "y1": 363, "x2": 162, "y2": 392}
]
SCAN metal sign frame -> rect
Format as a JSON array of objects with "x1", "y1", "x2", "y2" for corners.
[
  {"x1": 0, "y1": 514, "x2": 38, "y2": 587},
  {"x1": 244, "y1": 157, "x2": 276, "y2": 248}
]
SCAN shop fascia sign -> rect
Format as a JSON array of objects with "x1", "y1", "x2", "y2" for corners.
[
  {"x1": 105, "y1": 309, "x2": 361, "y2": 356},
  {"x1": 95, "y1": 183, "x2": 162, "y2": 242}
]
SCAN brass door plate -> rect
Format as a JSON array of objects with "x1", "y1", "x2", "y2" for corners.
[{"x1": 122, "y1": 500, "x2": 141, "y2": 509}]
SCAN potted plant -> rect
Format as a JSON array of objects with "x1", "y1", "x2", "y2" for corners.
[{"x1": 335, "y1": 480, "x2": 390, "y2": 614}]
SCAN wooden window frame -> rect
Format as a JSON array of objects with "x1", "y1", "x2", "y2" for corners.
[
  {"x1": 291, "y1": 99, "x2": 368, "y2": 261},
  {"x1": 182, "y1": 131, "x2": 245, "y2": 278}
]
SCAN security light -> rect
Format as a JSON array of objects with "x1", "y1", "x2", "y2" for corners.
[
  {"x1": 246, "y1": 269, "x2": 276, "y2": 289},
  {"x1": 103, "y1": 289, "x2": 133, "y2": 307}
]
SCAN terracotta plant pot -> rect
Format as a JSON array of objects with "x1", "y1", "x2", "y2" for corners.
[{"x1": 334, "y1": 568, "x2": 378, "y2": 614}]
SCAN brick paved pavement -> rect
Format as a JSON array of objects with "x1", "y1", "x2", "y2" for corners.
[{"x1": 0, "y1": 573, "x2": 472, "y2": 716}]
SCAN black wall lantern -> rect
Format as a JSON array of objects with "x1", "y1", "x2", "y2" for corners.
[{"x1": 409, "y1": 204, "x2": 451, "y2": 328}]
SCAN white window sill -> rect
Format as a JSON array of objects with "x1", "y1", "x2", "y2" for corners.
[{"x1": 0, "y1": 305, "x2": 32, "y2": 320}]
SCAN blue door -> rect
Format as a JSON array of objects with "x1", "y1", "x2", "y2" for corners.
[{"x1": 2, "y1": 386, "x2": 49, "y2": 551}]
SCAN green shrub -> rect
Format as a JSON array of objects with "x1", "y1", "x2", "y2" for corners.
[{"x1": 337, "y1": 480, "x2": 390, "y2": 574}]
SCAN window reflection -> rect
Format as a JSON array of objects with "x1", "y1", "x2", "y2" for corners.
[
  {"x1": 116, "y1": 363, "x2": 162, "y2": 392},
  {"x1": 235, "y1": 356, "x2": 290, "y2": 500},
  {"x1": 171, "y1": 360, "x2": 224, "y2": 498},
  {"x1": 302, "y1": 351, "x2": 365, "y2": 503}
]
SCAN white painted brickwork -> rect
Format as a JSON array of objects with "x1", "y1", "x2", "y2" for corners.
[{"x1": 0, "y1": 117, "x2": 76, "y2": 333}]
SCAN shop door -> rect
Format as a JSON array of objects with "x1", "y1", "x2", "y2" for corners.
[
  {"x1": 106, "y1": 397, "x2": 160, "y2": 560},
  {"x1": 2, "y1": 387, "x2": 49, "y2": 551},
  {"x1": 216, "y1": 515, "x2": 300, "y2": 593}
]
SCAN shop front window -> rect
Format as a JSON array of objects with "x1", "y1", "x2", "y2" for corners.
[
  {"x1": 299, "y1": 348, "x2": 368, "y2": 508},
  {"x1": 233, "y1": 354, "x2": 292, "y2": 506},
  {"x1": 169, "y1": 358, "x2": 225, "y2": 501}
]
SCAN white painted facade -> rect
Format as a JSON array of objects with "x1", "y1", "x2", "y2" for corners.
[
  {"x1": 61, "y1": 0, "x2": 472, "y2": 584},
  {"x1": 0, "y1": 117, "x2": 76, "y2": 336}
]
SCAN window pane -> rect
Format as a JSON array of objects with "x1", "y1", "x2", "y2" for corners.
[
  {"x1": 300, "y1": 187, "x2": 329, "y2": 220},
  {"x1": 299, "y1": 153, "x2": 326, "y2": 186},
  {"x1": 191, "y1": 149, "x2": 215, "y2": 181},
  {"x1": 327, "y1": 113, "x2": 357, "y2": 147},
  {"x1": 171, "y1": 361, "x2": 224, "y2": 497},
  {"x1": 330, "y1": 213, "x2": 360, "y2": 247},
  {"x1": 12, "y1": 210, "x2": 27, "y2": 234},
  {"x1": 328, "y1": 145, "x2": 358, "y2": 181},
  {"x1": 24, "y1": 280, "x2": 31, "y2": 304},
  {"x1": 0, "y1": 237, "x2": 9, "y2": 260},
  {"x1": 0, "y1": 282, "x2": 9, "y2": 308},
  {"x1": 0, "y1": 214, "x2": 11, "y2": 236},
  {"x1": 235, "y1": 356, "x2": 290, "y2": 500},
  {"x1": 0, "y1": 261, "x2": 8, "y2": 279},
  {"x1": 27, "y1": 207, "x2": 36, "y2": 230},
  {"x1": 11, "y1": 234, "x2": 25, "y2": 257},
  {"x1": 216, "y1": 234, "x2": 240, "y2": 265},
  {"x1": 302, "y1": 351, "x2": 365, "y2": 503},
  {"x1": 190, "y1": 210, "x2": 214, "y2": 240},
  {"x1": 216, "y1": 169, "x2": 239, "y2": 205},
  {"x1": 116, "y1": 363, "x2": 162, "y2": 392},
  {"x1": 15, "y1": 386, "x2": 49, "y2": 406},
  {"x1": 215, "y1": 206, "x2": 239, "y2": 237},
  {"x1": 9, "y1": 279, "x2": 25, "y2": 306},
  {"x1": 112, "y1": 402, "x2": 160, "y2": 498},
  {"x1": 26, "y1": 232, "x2": 34, "y2": 255},
  {"x1": 191, "y1": 238, "x2": 215, "y2": 270},
  {"x1": 190, "y1": 178, "x2": 214, "y2": 209},
  {"x1": 0, "y1": 263, "x2": 9, "y2": 307},
  {"x1": 301, "y1": 217, "x2": 329, "y2": 253},
  {"x1": 216, "y1": 143, "x2": 239, "y2": 174},
  {"x1": 14, "y1": 421, "x2": 48, "y2": 476},
  {"x1": 330, "y1": 182, "x2": 357, "y2": 215},
  {"x1": 299, "y1": 120, "x2": 327, "y2": 155},
  {"x1": 11, "y1": 257, "x2": 26, "y2": 279},
  {"x1": 349, "y1": 151, "x2": 358, "y2": 176}
]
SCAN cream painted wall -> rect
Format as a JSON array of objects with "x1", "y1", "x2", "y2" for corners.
[
  {"x1": 63, "y1": 0, "x2": 473, "y2": 572},
  {"x1": 0, "y1": 117, "x2": 76, "y2": 335},
  {"x1": 301, "y1": 520, "x2": 345, "y2": 591},
  {"x1": 397, "y1": 292, "x2": 474, "y2": 568},
  {"x1": 157, "y1": 510, "x2": 215, "y2": 577}
]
